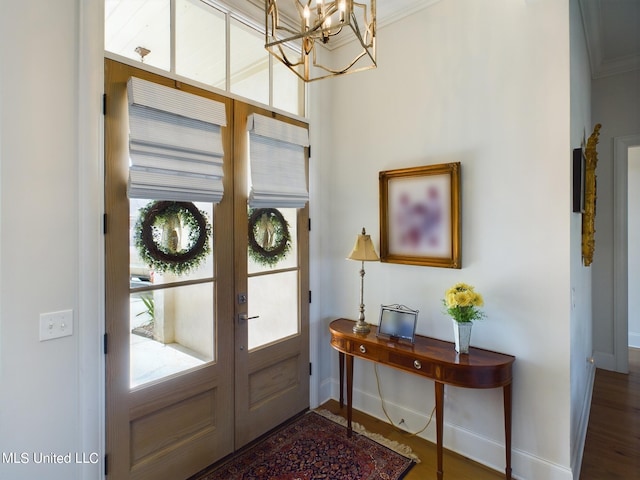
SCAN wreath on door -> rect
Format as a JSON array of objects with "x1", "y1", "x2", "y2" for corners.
[
  {"x1": 248, "y1": 208, "x2": 292, "y2": 267},
  {"x1": 134, "y1": 201, "x2": 212, "y2": 275}
]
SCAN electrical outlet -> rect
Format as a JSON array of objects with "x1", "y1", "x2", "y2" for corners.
[{"x1": 39, "y1": 310, "x2": 73, "y2": 341}]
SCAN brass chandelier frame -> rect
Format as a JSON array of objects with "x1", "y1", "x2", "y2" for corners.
[{"x1": 265, "y1": 0, "x2": 376, "y2": 82}]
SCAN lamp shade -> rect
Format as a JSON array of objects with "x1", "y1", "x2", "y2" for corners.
[{"x1": 347, "y1": 228, "x2": 379, "y2": 262}]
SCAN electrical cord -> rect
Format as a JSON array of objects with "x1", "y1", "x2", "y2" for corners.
[{"x1": 374, "y1": 363, "x2": 436, "y2": 437}]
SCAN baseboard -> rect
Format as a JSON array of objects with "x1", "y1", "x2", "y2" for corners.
[
  {"x1": 629, "y1": 332, "x2": 640, "y2": 349},
  {"x1": 325, "y1": 378, "x2": 573, "y2": 480},
  {"x1": 318, "y1": 376, "x2": 333, "y2": 407},
  {"x1": 592, "y1": 351, "x2": 615, "y2": 370},
  {"x1": 570, "y1": 360, "x2": 596, "y2": 480}
]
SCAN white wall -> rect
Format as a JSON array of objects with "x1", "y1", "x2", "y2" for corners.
[
  {"x1": 311, "y1": 1, "x2": 575, "y2": 478},
  {"x1": 0, "y1": 1, "x2": 104, "y2": 479},
  {"x1": 628, "y1": 146, "x2": 640, "y2": 348},
  {"x1": 569, "y1": 0, "x2": 594, "y2": 476},
  {"x1": 592, "y1": 69, "x2": 640, "y2": 368},
  {"x1": 0, "y1": 1, "x2": 591, "y2": 479}
]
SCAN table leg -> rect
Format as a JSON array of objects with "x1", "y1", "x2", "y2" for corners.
[
  {"x1": 504, "y1": 383, "x2": 512, "y2": 480},
  {"x1": 346, "y1": 354, "x2": 354, "y2": 438},
  {"x1": 435, "y1": 381, "x2": 444, "y2": 480},
  {"x1": 339, "y1": 351, "x2": 345, "y2": 408}
]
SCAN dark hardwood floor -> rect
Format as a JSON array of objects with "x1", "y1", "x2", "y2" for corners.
[{"x1": 580, "y1": 348, "x2": 640, "y2": 479}]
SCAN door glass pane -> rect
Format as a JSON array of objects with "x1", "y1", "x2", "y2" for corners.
[
  {"x1": 230, "y1": 18, "x2": 269, "y2": 105},
  {"x1": 129, "y1": 197, "x2": 215, "y2": 389},
  {"x1": 130, "y1": 199, "x2": 213, "y2": 288},
  {"x1": 176, "y1": 0, "x2": 226, "y2": 89},
  {"x1": 273, "y1": 44, "x2": 305, "y2": 117},
  {"x1": 105, "y1": 0, "x2": 170, "y2": 71},
  {"x1": 130, "y1": 282, "x2": 215, "y2": 388},
  {"x1": 248, "y1": 208, "x2": 298, "y2": 275},
  {"x1": 248, "y1": 270, "x2": 299, "y2": 350}
]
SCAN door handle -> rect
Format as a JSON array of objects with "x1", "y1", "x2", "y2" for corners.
[{"x1": 238, "y1": 313, "x2": 260, "y2": 322}]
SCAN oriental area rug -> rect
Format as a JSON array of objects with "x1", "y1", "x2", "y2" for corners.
[{"x1": 190, "y1": 410, "x2": 419, "y2": 480}]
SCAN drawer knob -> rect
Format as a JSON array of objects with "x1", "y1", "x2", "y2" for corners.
[
  {"x1": 413, "y1": 360, "x2": 422, "y2": 370},
  {"x1": 359, "y1": 345, "x2": 367, "y2": 354}
]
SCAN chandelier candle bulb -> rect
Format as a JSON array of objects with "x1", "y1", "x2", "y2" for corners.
[{"x1": 303, "y1": 5, "x2": 310, "y2": 29}]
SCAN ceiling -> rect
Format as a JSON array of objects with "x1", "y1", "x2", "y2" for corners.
[
  {"x1": 237, "y1": 0, "x2": 640, "y2": 78},
  {"x1": 237, "y1": 0, "x2": 440, "y2": 31},
  {"x1": 579, "y1": 0, "x2": 640, "y2": 79}
]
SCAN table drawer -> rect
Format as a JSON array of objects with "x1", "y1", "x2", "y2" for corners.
[
  {"x1": 388, "y1": 351, "x2": 435, "y2": 377},
  {"x1": 348, "y1": 341, "x2": 385, "y2": 363}
]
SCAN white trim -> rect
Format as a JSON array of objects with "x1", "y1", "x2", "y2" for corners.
[
  {"x1": 579, "y1": 0, "x2": 640, "y2": 79},
  {"x1": 570, "y1": 359, "x2": 596, "y2": 480},
  {"x1": 629, "y1": 332, "x2": 640, "y2": 349},
  {"x1": 78, "y1": 0, "x2": 106, "y2": 478},
  {"x1": 377, "y1": 0, "x2": 443, "y2": 30},
  {"x1": 613, "y1": 134, "x2": 640, "y2": 373},
  {"x1": 592, "y1": 350, "x2": 615, "y2": 371}
]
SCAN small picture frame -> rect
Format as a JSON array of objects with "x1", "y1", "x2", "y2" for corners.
[
  {"x1": 379, "y1": 163, "x2": 461, "y2": 268},
  {"x1": 377, "y1": 304, "x2": 419, "y2": 344}
]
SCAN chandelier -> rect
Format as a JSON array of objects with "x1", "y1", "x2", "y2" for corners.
[{"x1": 265, "y1": 0, "x2": 376, "y2": 82}]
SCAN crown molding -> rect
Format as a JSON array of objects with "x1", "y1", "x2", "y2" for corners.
[{"x1": 579, "y1": 0, "x2": 640, "y2": 79}]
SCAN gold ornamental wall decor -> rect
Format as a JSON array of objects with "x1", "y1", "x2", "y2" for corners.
[{"x1": 581, "y1": 123, "x2": 601, "y2": 267}]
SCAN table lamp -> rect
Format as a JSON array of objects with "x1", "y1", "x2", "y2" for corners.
[{"x1": 347, "y1": 227, "x2": 379, "y2": 334}]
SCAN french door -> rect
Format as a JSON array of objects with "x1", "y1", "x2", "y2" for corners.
[
  {"x1": 105, "y1": 59, "x2": 309, "y2": 479},
  {"x1": 233, "y1": 101, "x2": 310, "y2": 447}
]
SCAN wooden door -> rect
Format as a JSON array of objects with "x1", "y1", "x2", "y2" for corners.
[
  {"x1": 105, "y1": 59, "x2": 235, "y2": 479},
  {"x1": 105, "y1": 60, "x2": 310, "y2": 478},
  {"x1": 232, "y1": 101, "x2": 310, "y2": 448}
]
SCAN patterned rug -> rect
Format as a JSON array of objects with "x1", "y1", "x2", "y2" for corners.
[{"x1": 191, "y1": 410, "x2": 418, "y2": 480}]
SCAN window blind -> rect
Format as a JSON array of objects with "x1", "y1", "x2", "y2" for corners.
[
  {"x1": 127, "y1": 77, "x2": 227, "y2": 203},
  {"x1": 247, "y1": 114, "x2": 309, "y2": 208}
]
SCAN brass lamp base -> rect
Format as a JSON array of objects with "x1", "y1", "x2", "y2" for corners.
[{"x1": 352, "y1": 319, "x2": 370, "y2": 334}]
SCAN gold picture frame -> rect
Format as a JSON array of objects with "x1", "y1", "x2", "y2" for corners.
[
  {"x1": 379, "y1": 163, "x2": 461, "y2": 268},
  {"x1": 582, "y1": 124, "x2": 601, "y2": 267}
]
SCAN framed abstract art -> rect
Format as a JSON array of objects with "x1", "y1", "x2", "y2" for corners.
[{"x1": 379, "y1": 163, "x2": 461, "y2": 268}]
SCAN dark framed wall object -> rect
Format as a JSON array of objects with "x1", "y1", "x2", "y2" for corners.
[{"x1": 573, "y1": 148, "x2": 585, "y2": 213}]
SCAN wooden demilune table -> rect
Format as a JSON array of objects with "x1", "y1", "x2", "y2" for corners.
[{"x1": 329, "y1": 318, "x2": 515, "y2": 480}]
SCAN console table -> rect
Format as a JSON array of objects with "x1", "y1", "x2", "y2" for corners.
[{"x1": 329, "y1": 318, "x2": 515, "y2": 480}]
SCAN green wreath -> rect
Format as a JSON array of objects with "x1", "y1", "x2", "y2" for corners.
[
  {"x1": 134, "y1": 201, "x2": 212, "y2": 275},
  {"x1": 248, "y1": 208, "x2": 292, "y2": 267}
]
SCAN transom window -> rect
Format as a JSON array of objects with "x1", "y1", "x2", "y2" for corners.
[{"x1": 105, "y1": 0, "x2": 305, "y2": 117}]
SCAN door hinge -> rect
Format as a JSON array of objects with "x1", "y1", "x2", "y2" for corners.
[
  {"x1": 103, "y1": 333, "x2": 108, "y2": 355},
  {"x1": 102, "y1": 93, "x2": 107, "y2": 116},
  {"x1": 307, "y1": 145, "x2": 311, "y2": 158},
  {"x1": 104, "y1": 454, "x2": 109, "y2": 476},
  {"x1": 309, "y1": 291, "x2": 312, "y2": 304},
  {"x1": 103, "y1": 213, "x2": 107, "y2": 235},
  {"x1": 309, "y1": 362, "x2": 312, "y2": 376},
  {"x1": 308, "y1": 218, "x2": 311, "y2": 231}
]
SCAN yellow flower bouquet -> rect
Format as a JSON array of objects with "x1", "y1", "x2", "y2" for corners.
[{"x1": 443, "y1": 283, "x2": 485, "y2": 323}]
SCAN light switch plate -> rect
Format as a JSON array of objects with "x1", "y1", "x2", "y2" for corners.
[{"x1": 39, "y1": 310, "x2": 73, "y2": 341}]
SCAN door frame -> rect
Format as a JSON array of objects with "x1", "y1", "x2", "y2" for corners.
[{"x1": 612, "y1": 133, "x2": 640, "y2": 373}]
